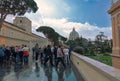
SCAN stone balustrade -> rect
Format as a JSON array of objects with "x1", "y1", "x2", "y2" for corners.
[{"x1": 71, "y1": 52, "x2": 120, "y2": 81}]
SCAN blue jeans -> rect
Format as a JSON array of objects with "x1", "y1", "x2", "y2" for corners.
[
  {"x1": 16, "y1": 54, "x2": 20, "y2": 62},
  {"x1": 24, "y1": 56, "x2": 28, "y2": 64},
  {"x1": 56, "y1": 57, "x2": 66, "y2": 67}
]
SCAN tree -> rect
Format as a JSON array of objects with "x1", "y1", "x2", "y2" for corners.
[
  {"x1": 66, "y1": 37, "x2": 90, "y2": 55},
  {"x1": 95, "y1": 32, "x2": 111, "y2": 54},
  {"x1": 36, "y1": 26, "x2": 67, "y2": 45},
  {"x1": 66, "y1": 40, "x2": 75, "y2": 49},
  {"x1": 0, "y1": 0, "x2": 38, "y2": 30},
  {"x1": 73, "y1": 46, "x2": 84, "y2": 54}
]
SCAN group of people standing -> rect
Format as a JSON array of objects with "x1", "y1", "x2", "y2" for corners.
[
  {"x1": 32, "y1": 43, "x2": 71, "y2": 68},
  {"x1": 0, "y1": 44, "x2": 29, "y2": 65},
  {"x1": 0, "y1": 43, "x2": 71, "y2": 68}
]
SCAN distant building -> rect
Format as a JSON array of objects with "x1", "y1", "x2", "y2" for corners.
[
  {"x1": 69, "y1": 28, "x2": 79, "y2": 40},
  {"x1": 108, "y1": 0, "x2": 120, "y2": 69},
  {"x1": 0, "y1": 17, "x2": 51, "y2": 48}
]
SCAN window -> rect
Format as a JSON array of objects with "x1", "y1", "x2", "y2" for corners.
[
  {"x1": 2, "y1": 29, "x2": 5, "y2": 35},
  {"x1": 11, "y1": 32, "x2": 14, "y2": 37},
  {"x1": 20, "y1": 20, "x2": 22, "y2": 23}
]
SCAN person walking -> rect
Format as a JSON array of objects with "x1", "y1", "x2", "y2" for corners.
[
  {"x1": 56, "y1": 45, "x2": 66, "y2": 68},
  {"x1": 39, "y1": 47, "x2": 44, "y2": 62},
  {"x1": 63, "y1": 47, "x2": 70, "y2": 64},
  {"x1": 68, "y1": 46, "x2": 72, "y2": 60},
  {"x1": 5, "y1": 46, "x2": 11, "y2": 63},
  {"x1": 32, "y1": 46, "x2": 35, "y2": 59},
  {"x1": 0, "y1": 45, "x2": 5, "y2": 63},
  {"x1": 23, "y1": 45, "x2": 29, "y2": 64},
  {"x1": 54, "y1": 46, "x2": 57, "y2": 65},
  {"x1": 44, "y1": 45, "x2": 53, "y2": 66},
  {"x1": 34, "y1": 43, "x2": 39, "y2": 62},
  {"x1": 19, "y1": 46, "x2": 24, "y2": 64}
]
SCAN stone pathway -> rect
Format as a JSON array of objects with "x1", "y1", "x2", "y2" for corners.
[{"x1": 0, "y1": 59, "x2": 78, "y2": 81}]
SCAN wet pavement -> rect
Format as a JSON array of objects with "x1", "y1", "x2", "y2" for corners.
[{"x1": 0, "y1": 59, "x2": 79, "y2": 81}]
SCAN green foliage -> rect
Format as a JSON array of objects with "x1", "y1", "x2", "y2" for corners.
[
  {"x1": 65, "y1": 32, "x2": 112, "y2": 66},
  {"x1": 65, "y1": 40, "x2": 75, "y2": 49},
  {"x1": 73, "y1": 46, "x2": 84, "y2": 55},
  {"x1": 89, "y1": 55, "x2": 112, "y2": 66},
  {"x1": 0, "y1": 0, "x2": 38, "y2": 15},
  {"x1": 94, "y1": 32, "x2": 112, "y2": 54},
  {"x1": 66, "y1": 37, "x2": 89, "y2": 55},
  {"x1": 36, "y1": 26, "x2": 55, "y2": 38},
  {"x1": 66, "y1": 35, "x2": 112, "y2": 56},
  {"x1": 0, "y1": 0, "x2": 38, "y2": 29},
  {"x1": 36, "y1": 26, "x2": 67, "y2": 45}
]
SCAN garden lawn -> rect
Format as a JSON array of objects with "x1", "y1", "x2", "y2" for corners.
[{"x1": 88, "y1": 55, "x2": 112, "y2": 66}]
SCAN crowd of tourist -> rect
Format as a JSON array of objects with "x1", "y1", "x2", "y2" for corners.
[
  {"x1": 33, "y1": 43, "x2": 71, "y2": 68},
  {"x1": 0, "y1": 43, "x2": 71, "y2": 68},
  {"x1": 0, "y1": 44, "x2": 29, "y2": 65}
]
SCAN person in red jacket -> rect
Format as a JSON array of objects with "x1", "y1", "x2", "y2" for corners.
[{"x1": 23, "y1": 45, "x2": 29, "y2": 64}]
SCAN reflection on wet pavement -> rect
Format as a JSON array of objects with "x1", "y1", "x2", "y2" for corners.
[{"x1": 0, "y1": 61, "x2": 78, "y2": 81}]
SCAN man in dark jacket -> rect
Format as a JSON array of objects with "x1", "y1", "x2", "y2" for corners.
[
  {"x1": 0, "y1": 46, "x2": 5, "y2": 63},
  {"x1": 44, "y1": 45, "x2": 53, "y2": 66},
  {"x1": 34, "y1": 43, "x2": 39, "y2": 62}
]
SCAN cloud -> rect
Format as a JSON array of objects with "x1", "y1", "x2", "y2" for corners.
[
  {"x1": 4, "y1": 0, "x2": 112, "y2": 41},
  {"x1": 34, "y1": 0, "x2": 71, "y2": 18},
  {"x1": 5, "y1": 15, "x2": 15, "y2": 23},
  {"x1": 5, "y1": 15, "x2": 112, "y2": 41},
  {"x1": 35, "y1": 0, "x2": 55, "y2": 17},
  {"x1": 32, "y1": 27, "x2": 46, "y2": 38},
  {"x1": 33, "y1": 17, "x2": 112, "y2": 40},
  {"x1": 77, "y1": 22, "x2": 112, "y2": 40}
]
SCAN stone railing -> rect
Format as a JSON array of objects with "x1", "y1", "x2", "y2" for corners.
[{"x1": 71, "y1": 52, "x2": 120, "y2": 81}]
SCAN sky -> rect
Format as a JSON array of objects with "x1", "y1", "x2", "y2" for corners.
[{"x1": 5, "y1": 0, "x2": 114, "y2": 40}]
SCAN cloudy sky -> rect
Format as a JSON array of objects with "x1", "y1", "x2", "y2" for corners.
[{"x1": 5, "y1": 0, "x2": 114, "y2": 40}]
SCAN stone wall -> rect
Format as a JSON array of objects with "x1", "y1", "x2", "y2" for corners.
[{"x1": 71, "y1": 52, "x2": 120, "y2": 81}]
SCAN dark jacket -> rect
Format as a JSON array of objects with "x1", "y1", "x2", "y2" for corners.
[
  {"x1": 0, "y1": 47, "x2": 5, "y2": 57},
  {"x1": 46, "y1": 47, "x2": 52, "y2": 57}
]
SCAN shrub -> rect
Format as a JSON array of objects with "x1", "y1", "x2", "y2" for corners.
[{"x1": 73, "y1": 46, "x2": 84, "y2": 55}]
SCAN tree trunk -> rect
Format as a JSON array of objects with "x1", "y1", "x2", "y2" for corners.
[
  {"x1": 0, "y1": 13, "x2": 7, "y2": 31},
  {"x1": 0, "y1": 19, "x2": 4, "y2": 31}
]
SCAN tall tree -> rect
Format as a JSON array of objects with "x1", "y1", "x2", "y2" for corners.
[
  {"x1": 0, "y1": 0, "x2": 38, "y2": 30},
  {"x1": 36, "y1": 26, "x2": 67, "y2": 45},
  {"x1": 95, "y1": 32, "x2": 109, "y2": 53}
]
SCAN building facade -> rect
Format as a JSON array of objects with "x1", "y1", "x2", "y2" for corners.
[
  {"x1": 0, "y1": 17, "x2": 50, "y2": 49},
  {"x1": 69, "y1": 28, "x2": 79, "y2": 40},
  {"x1": 108, "y1": 0, "x2": 120, "y2": 69}
]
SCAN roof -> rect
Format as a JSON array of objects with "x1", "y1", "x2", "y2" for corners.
[
  {"x1": 4, "y1": 21, "x2": 25, "y2": 31},
  {"x1": 69, "y1": 28, "x2": 79, "y2": 37},
  {"x1": 4, "y1": 21, "x2": 47, "y2": 39}
]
